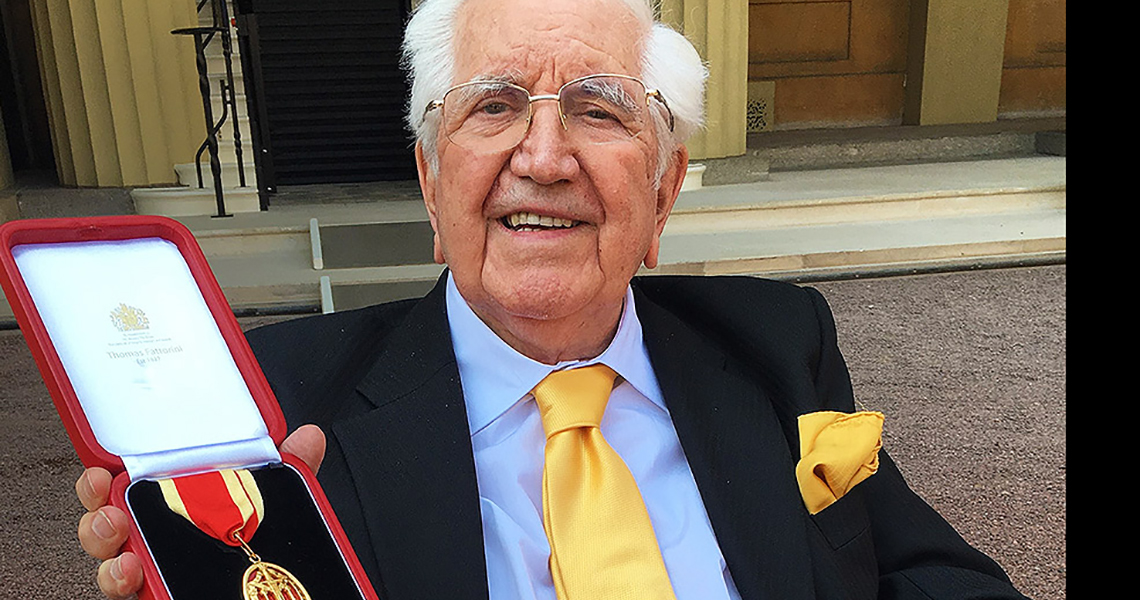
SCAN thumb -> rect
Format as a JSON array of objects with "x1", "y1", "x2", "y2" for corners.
[{"x1": 279, "y1": 424, "x2": 327, "y2": 475}]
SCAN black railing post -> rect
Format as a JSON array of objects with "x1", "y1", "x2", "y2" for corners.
[
  {"x1": 233, "y1": 0, "x2": 276, "y2": 210},
  {"x1": 172, "y1": 26, "x2": 231, "y2": 218},
  {"x1": 211, "y1": 0, "x2": 247, "y2": 188}
]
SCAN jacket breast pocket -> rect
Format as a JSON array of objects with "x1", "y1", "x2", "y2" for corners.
[
  {"x1": 807, "y1": 486, "x2": 878, "y2": 599},
  {"x1": 810, "y1": 485, "x2": 871, "y2": 550}
]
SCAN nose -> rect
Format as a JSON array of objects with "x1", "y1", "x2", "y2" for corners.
[{"x1": 509, "y1": 99, "x2": 580, "y2": 185}]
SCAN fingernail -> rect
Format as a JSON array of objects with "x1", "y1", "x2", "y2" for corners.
[
  {"x1": 79, "y1": 472, "x2": 95, "y2": 498},
  {"x1": 109, "y1": 556, "x2": 125, "y2": 582},
  {"x1": 92, "y1": 509, "x2": 116, "y2": 540}
]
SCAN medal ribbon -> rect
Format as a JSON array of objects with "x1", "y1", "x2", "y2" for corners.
[{"x1": 158, "y1": 469, "x2": 264, "y2": 547}]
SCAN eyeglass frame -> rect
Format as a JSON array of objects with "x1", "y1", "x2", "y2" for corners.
[{"x1": 422, "y1": 73, "x2": 676, "y2": 151}]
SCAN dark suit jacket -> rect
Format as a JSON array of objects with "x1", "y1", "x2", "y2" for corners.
[{"x1": 246, "y1": 274, "x2": 1027, "y2": 600}]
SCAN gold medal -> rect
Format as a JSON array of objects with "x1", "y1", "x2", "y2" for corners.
[
  {"x1": 234, "y1": 535, "x2": 311, "y2": 600},
  {"x1": 158, "y1": 469, "x2": 311, "y2": 600}
]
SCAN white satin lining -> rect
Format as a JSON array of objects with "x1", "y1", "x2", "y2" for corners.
[{"x1": 13, "y1": 238, "x2": 279, "y2": 479}]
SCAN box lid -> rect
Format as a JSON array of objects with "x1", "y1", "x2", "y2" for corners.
[{"x1": 0, "y1": 216, "x2": 287, "y2": 479}]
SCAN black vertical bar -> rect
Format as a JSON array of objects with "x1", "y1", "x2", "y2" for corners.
[
  {"x1": 233, "y1": 4, "x2": 276, "y2": 210},
  {"x1": 213, "y1": 0, "x2": 247, "y2": 189},
  {"x1": 175, "y1": 26, "x2": 231, "y2": 218}
]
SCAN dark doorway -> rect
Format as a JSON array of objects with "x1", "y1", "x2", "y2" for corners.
[
  {"x1": 234, "y1": 0, "x2": 417, "y2": 198},
  {"x1": 1, "y1": 0, "x2": 56, "y2": 178}
]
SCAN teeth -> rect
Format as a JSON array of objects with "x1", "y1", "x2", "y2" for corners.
[{"x1": 506, "y1": 212, "x2": 576, "y2": 229}]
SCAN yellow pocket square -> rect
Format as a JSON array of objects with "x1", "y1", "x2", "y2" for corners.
[{"x1": 795, "y1": 410, "x2": 884, "y2": 515}]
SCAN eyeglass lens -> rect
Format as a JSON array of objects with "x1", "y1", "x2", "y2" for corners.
[{"x1": 442, "y1": 76, "x2": 654, "y2": 153}]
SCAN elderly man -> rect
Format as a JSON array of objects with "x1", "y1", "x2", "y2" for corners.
[{"x1": 76, "y1": 0, "x2": 1028, "y2": 598}]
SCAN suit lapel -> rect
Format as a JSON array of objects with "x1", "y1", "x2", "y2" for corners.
[
  {"x1": 634, "y1": 285, "x2": 815, "y2": 600},
  {"x1": 323, "y1": 277, "x2": 819, "y2": 599},
  {"x1": 332, "y1": 277, "x2": 489, "y2": 600}
]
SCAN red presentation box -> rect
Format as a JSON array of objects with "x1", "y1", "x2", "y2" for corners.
[{"x1": 0, "y1": 215, "x2": 379, "y2": 600}]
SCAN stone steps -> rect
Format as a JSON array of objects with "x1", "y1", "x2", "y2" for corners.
[
  {"x1": 130, "y1": 186, "x2": 261, "y2": 218},
  {"x1": 174, "y1": 160, "x2": 257, "y2": 189},
  {"x1": 162, "y1": 156, "x2": 1066, "y2": 314},
  {"x1": 4, "y1": 154, "x2": 1066, "y2": 321},
  {"x1": 128, "y1": 6, "x2": 256, "y2": 217},
  {"x1": 669, "y1": 156, "x2": 1064, "y2": 231},
  {"x1": 654, "y1": 209, "x2": 1065, "y2": 279}
]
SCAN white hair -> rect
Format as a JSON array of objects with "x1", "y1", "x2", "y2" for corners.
[{"x1": 401, "y1": 0, "x2": 708, "y2": 181}]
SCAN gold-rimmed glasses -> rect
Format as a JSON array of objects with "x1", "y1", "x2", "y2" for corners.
[{"x1": 423, "y1": 73, "x2": 675, "y2": 154}]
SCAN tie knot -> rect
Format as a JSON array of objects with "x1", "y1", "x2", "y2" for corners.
[{"x1": 532, "y1": 364, "x2": 618, "y2": 437}]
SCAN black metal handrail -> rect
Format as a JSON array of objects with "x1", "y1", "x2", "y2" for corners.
[
  {"x1": 172, "y1": 0, "x2": 249, "y2": 218},
  {"x1": 206, "y1": 0, "x2": 247, "y2": 189},
  {"x1": 194, "y1": 79, "x2": 231, "y2": 194},
  {"x1": 232, "y1": 0, "x2": 277, "y2": 210}
]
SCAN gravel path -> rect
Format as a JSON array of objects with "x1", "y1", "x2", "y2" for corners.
[{"x1": 0, "y1": 265, "x2": 1065, "y2": 599}]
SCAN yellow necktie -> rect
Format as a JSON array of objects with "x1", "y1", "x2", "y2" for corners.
[{"x1": 532, "y1": 364, "x2": 677, "y2": 600}]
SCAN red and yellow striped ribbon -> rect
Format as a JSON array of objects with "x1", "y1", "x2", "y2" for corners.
[{"x1": 157, "y1": 469, "x2": 264, "y2": 547}]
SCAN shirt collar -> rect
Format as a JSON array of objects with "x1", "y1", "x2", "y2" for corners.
[{"x1": 445, "y1": 273, "x2": 666, "y2": 436}]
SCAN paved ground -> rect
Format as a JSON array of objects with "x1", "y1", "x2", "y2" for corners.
[{"x1": 0, "y1": 265, "x2": 1065, "y2": 599}]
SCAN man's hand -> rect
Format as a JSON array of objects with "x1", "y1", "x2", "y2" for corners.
[
  {"x1": 76, "y1": 466, "x2": 141, "y2": 599},
  {"x1": 279, "y1": 423, "x2": 327, "y2": 473},
  {"x1": 75, "y1": 424, "x2": 327, "y2": 598}
]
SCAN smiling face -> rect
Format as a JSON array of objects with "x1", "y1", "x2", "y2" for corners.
[{"x1": 416, "y1": 0, "x2": 688, "y2": 363}]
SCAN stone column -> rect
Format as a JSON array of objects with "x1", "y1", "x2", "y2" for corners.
[
  {"x1": 659, "y1": 0, "x2": 749, "y2": 160},
  {"x1": 903, "y1": 0, "x2": 1011, "y2": 125},
  {"x1": 28, "y1": 0, "x2": 205, "y2": 186}
]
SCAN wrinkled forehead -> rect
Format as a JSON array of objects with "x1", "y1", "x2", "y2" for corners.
[{"x1": 453, "y1": 0, "x2": 645, "y2": 90}]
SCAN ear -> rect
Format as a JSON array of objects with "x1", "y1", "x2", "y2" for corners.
[
  {"x1": 643, "y1": 144, "x2": 688, "y2": 270},
  {"x1": 416, "y1": 142, "x2": 446, "y2": 265}
]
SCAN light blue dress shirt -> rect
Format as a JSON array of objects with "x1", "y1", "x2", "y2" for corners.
[{"x1": 445, "y1": 275, "x2": 741, "y2": 600}]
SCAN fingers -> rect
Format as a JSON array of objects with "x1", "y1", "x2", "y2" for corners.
[
  {"x1": 76, "y1": 467, "x2": 142, "y2": 597},
  {"x1": 78, "y1": 505, "x2": 132, "y2": 560},
  {"x1": 77, "y1": 467, "x2": 131, "y2": 561},
  {"x1": 279, "y1": 424, "x2": 327, "y2": 475},
  {"x1": 97, "y1": 552, "x2": 144, "y2": 599},
  {"x1": 76, "y1": 467, "x2": 113, "y2": 512}
]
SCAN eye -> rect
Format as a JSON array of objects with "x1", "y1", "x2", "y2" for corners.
[
  {"x1": 478, "y1": 101, "x2": 513, "y2": 116},
  {"x1": 570, "y1": 102, "x2": 633, "y2": 132},
  {"x1": 467, "y1": 91, "x2": 525, "y2": 121},
  {"x1": 583, "y1": 106, "x2": 619, "y2": 121}
]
